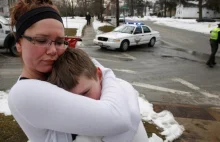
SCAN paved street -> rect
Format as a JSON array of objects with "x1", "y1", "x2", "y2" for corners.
[
  {"x1": 143, "y1": 21, "x2": 220, "y2": 57},
  {"x1": 1, "y1": 22, "x2": 220, "y2": 141}
]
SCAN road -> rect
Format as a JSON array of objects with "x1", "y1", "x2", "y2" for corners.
[{"x1": 143, "y1": 21, "x2": 220, "y2": 57}]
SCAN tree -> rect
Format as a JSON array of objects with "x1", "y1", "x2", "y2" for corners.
[
  {"x1": 116, "y1": 0, "x2": 119, "y2": 26},
  {"x1": 136, "y1": 0, "x2": 145, "y2": 16}
]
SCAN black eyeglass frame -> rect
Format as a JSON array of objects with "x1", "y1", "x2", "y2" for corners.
[{"x1": 21, "y1": 35, "x2": 69, "y2": 48}]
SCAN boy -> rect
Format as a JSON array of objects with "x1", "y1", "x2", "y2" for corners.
[{"x1": 48, "y1": 48, "x2": 148, "y2": 142}]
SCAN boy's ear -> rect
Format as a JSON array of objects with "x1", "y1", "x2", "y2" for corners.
[{"x1": 97, "y1": 67, "x2": 102, "y2": 82}]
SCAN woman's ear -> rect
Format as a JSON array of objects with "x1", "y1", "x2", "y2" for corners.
[
  {"x1": 97, "y1": 67, "x2": 102, "y2": 82},
  {"x1": 16, "y1": 41, "x2": 22, "y2": 53}
]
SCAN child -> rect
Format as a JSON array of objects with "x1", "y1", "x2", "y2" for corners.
[{"x1": 48, "y1": 48, "x2": 148, "y2": 142}]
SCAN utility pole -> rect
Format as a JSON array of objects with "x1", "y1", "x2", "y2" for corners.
[
  {"x1": 198, "y1": 0, "x2": 202, "y2": 21},
  {"x1": 116, "y1": 0, "x2": 119, "y2": 26},
  {"x1": 130, "y1": 0, "x2": 134, "y2": 16}
]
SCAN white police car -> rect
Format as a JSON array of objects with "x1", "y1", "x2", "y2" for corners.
[{"x1": 93, "y1": 22, "x2": 160, "y2": 51}]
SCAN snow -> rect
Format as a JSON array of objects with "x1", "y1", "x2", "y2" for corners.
[
  {"x1": 63, "y1": 16, "x2": 218, "y2": 37},
  {"x1": 0, "y1": 90, "x2": 11, "y2": 116},
  {"x1": 62, "y1": 17, "x2": 87, "y2": 37},
  {"x1": 0, "y1": 89, "x2": 184, "y2": 142},
  {"x1": 126, "y1": 16, "x2": 219, "y2": 34}
]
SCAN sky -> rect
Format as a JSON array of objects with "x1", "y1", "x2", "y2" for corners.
[{"x1": 1, "y1": 15, "x2": 218, "y2": 142}]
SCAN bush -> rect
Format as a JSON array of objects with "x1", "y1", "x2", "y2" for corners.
[{"x1": 98, "y1": 25, "x2": 115, "y2": 33}]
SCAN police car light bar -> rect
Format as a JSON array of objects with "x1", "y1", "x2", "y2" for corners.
[{"x1": 126, "y1": 22, "x2": 144, "y2": 25}]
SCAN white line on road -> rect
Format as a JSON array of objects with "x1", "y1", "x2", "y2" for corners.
[
  {"x1": 112, "y1": 53, "x2": 136, "y2": 60},
  {"x1": 132, "y1": 82, "x2": 191, "y2": 96},
  {"x1": 172, "y1": 78, "x2": 200, "y2": 91},
  {"x1": 200, "y1": 92, "x2": 219, "y2": 98},
  {"x1": 93, "y1": 57, "x2": 121, "y2": 63},
  {"x1": 0, "y1": 69, "x2": 22, "y2": 75},
  {"x1": 122, "y1": 53, "x2": 136, "y2": 60},
  {"x1": 172, "y1": 78, "x2": 219, "y2": 98},
  {"x1": 113, "y1": 69, "x2": 137, "y2": 74}
]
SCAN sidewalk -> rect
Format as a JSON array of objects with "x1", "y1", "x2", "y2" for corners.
[{"x1": 81, "y1": 23, "x2": 96, "y2": 47}]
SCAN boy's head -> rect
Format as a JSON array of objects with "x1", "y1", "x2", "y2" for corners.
[{"x1": 48, "y1": 48, "x2": 102, "y2": 100}]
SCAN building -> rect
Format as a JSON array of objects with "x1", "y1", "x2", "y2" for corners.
[
  {"x1": 0, "y1": 0, "x2": 17, "y2": 17},
  {"x1": 175, "y1": 1, "x2": 220, "y2": 19}
]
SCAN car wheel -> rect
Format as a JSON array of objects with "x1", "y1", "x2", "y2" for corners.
[
  {"x1": 100, "y1": 46, "x2": 105, "y2": 50},
  {"x1": 148, "y1": 38, "x2": 156, "y2": 47},
  {"x1": 9, "y1": 39, "x2": 19, "y2": 56},
  {"x1": 120, "y1": 40, "x2": 129, "y2": 51}
]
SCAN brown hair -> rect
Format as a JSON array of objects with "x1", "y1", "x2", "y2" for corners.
[
  {"x1": 10, "y1": 0, "x2": 59, "y2": 32},
  {"x1": 47, "y1": 48, "x2": 98, "y2": 91}
]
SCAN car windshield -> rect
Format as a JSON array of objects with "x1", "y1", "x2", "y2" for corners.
[
  {"x1": 0, "y1": 16, "x2": 9, "y2": 25},
  {"x1": 113, "y1": 25, "x2": 135, "y2": 34}
]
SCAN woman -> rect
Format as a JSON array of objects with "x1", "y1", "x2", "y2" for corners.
[{"x1": 8, "y1": 0, "x2": 132, "y2": 141}]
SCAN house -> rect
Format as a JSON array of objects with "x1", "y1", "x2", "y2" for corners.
[
  {"x1": 175, "y1": 1, "x2": 220, "y2": 19},
  {"x1": 0, "y1": 0, "x2": 17, "y2": 17}
]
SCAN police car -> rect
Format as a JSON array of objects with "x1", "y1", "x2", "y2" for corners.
[{"x1": 93, "y1": 22, "x2": 160, "y2": 51}]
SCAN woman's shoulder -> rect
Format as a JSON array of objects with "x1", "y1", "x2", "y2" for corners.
[{"x1": 9, "y1": 79, "x2": 59, "y2": 100}]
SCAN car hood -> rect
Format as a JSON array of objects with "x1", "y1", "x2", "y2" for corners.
[{"x1": 97, "y1": 32, "x2": 131, "y2": 39}]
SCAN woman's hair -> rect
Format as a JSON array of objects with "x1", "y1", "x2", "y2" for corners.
[{"x1": 10, "y1": 0, "x2": 59, "y2": 32}]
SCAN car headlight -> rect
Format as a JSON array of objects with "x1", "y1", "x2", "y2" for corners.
[{"x1": 108, "y1": 39, "x2": 120, "y2": 42}]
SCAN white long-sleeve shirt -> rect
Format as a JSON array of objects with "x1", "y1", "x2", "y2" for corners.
[
  {"x1": 8, "y1": 66, "x2": 133, "y2": 142},
  {"x1": 73, "y1": 78, "x2": 149, "y2": 142}
]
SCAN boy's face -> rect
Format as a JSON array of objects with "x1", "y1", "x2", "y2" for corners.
[{"x1": 70, "y1": 68, "x2": 102, "y2": 100}]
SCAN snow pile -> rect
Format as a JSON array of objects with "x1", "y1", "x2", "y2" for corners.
[
  {"x1": 139, "y1": 96, "x2": 184, "y2": 142},
  {"x1": 0, "y1": 90, "x2": 11, "y2": 116},
  {"x1": 62, "y1": 17, "x2": 87, "y2": 37}
]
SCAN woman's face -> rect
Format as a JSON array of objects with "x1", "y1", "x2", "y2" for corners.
[{"x1": 16, "y1": 19, "x2": 66, "y2": 74}]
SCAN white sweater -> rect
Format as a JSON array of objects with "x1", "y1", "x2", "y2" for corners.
[
  {"x1": 8, "y1": 66, "x2": 134, "y2": 142},
  {"x1": 73, "y1": 78, "x2": 149, "y2": 142}
]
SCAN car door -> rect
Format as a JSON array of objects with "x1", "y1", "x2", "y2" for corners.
[
  {"x1": 141, "y1": 26, "x2": 152, "y2": 44},
  {"x1": 133, "y1": 26, "x2": 144, "y2": 45}
]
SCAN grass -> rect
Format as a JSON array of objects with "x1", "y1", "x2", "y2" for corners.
[
  {"x1": 0, "y1": 113, "x2": 28, "y2": 142},
  {"x1": 0, "y1": 113, "x2": 164, "y2": 141},
  {"x1": 98, "y1": 25, "x2": 115, "y2": 33},
  {"x1": 64, "y1": 28, "x2": 77, "y2": 37}
]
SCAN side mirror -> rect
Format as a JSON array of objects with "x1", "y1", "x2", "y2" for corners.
[{"x1": 0, "y1": 24, "x2": 2, "y2": 29}]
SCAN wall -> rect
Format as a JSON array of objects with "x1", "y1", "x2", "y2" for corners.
[{"x1": 176, "y1": 4, "x2": 220, "y2": 19}]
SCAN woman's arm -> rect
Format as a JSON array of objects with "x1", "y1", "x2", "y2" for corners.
[{"x1": 9, "y1": 67, "x2": 131, "y2": 136}]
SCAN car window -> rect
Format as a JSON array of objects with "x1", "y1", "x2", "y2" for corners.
[
  {"x1": 142, "y1": 26, "x2": 151, "y2": 33},
  {"x1": 134, "y1": 26, "x2": 142, "y2": 34},
  {"x1": 113, "y1": 25, "x2": 135, "y2": 34}
]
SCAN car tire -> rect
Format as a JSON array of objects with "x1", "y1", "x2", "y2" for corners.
[
  {"x1": 9, "y1": 39, "x2": 19, "y2": 56},
  {"x1": 100, "y1": 46, "x2": 105, "y2": 50},
  {"x1": 120, "y1": 40, "x2": 129, "y2": 51},
  {"x1": 148, "y1": 38, "x2": 156, "y2": 47},
  {"x1": 4, "y1": 33, "x2": 19, "y2": 56}
]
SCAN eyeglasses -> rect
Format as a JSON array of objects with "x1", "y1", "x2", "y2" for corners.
[{"x1": 21, "y1": 35, "x2": 69, "y2": 49}]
